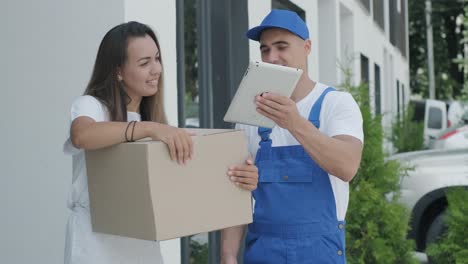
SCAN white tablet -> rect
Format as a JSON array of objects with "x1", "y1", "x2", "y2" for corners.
[{"x1": 223, "y1": 61, "x2": 303, "y2": 128}]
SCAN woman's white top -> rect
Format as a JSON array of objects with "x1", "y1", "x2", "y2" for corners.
[{"x1": 63, "y1": 95, "x2": 163, "y2": 264}]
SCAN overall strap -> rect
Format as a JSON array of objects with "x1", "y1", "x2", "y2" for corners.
[
  {"x1": 257, "y1": 127, "x2": 272, "y2": 148},
  {"x1": 307, "y1": 87, "x2": 336, "y2": 129},
  {"x1": 256, "y1": 126, "x2": 273, "y2": 160}
]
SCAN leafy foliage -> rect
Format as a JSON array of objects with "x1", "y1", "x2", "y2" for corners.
[
  {"x1": 390, "y1": 105, "x2": 424, "y2": 153},
  {"x1": 453, "y1": 4, "x2": 468, "y2": 101},
  {"x1": 409, "y1": 0, "x2": 466, "y2": 99},
  {"x1": 189, "y1": 238, "x2": 208, "y2": 264},
  {"x1": 184, "y1": 0, "x2": 199, "y2": 115},
  {"x1": 426, "y1": 188, "x2": 468, "y2": 264},
  {"x1": 341, "y1": 76, "x2": 417, "y2": 264}
]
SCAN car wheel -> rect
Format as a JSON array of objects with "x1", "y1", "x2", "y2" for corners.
[{"x1": 425, "y1": 211, "x2": 447, "y2": 263}]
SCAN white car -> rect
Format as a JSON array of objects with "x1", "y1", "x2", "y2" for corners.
[
  {"x1": 391, "y1": 148, "x2": 468, "y2": 256},
  {"x1": 430, "y1": 111, "x2": 468, "y2": 150},
  {"x1": 431, "y1": 124, "x2": 468, "y2": 150},
  {"x1": 411, "y1": 99, "x2": 468, "y2": 147}
]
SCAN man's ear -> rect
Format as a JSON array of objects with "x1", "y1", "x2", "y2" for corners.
[{"x1": 305, "y1": 39, "x2": 312, "y2": 55}]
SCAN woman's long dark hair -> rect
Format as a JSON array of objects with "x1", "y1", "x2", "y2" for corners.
[{"x1": 84, "y1": 21, "x2": 167, "y2": 123}]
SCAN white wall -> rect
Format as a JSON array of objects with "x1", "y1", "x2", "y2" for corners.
[
  {"x1": 1, "y1": 0, "x2": 124, "y2": 263},
  {"x1": 247, "y1": 0, "x2": 270, "y2": 63},
  {"x1": 338, "y1": 0, "x2": 410, "y2": 124},
  {"x1": 339, "y1": 2, "x2": 355, "y2": 84},
  {"x1": 317, "y1": 0, "x2": 339, "y2": 87},
  {"x1": 1, "y1": 0, "x2": 180, "y2": 263},
  {"x1": 290, "y1": 0, "x2": 320, "y2": 80}
]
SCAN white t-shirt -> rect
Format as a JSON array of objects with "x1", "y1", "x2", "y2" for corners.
[
  {"x1": 63, "y1": 95, "x2": 163, "y2": 264},
  {"x1": 236, "y1": 83, "x2": 364, "y2": 221}
]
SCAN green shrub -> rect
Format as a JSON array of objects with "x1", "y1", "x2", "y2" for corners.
[
  {"x1": 426, "y1": 188, "x2": 468, "y2": 263},
  {"x1": 427, "y1": 6, "x2": 468, "y2": 261},
  {"x1": 341, "y1": 78, "x2": 418, "y2": 264},
  {"x1": 390, "y1": 105, "x2": 424, "y2": 153}
]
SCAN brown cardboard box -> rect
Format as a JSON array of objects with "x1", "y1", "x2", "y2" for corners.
[{"x1": 85, "y1": 129, "x2": 252, "y2": 241}]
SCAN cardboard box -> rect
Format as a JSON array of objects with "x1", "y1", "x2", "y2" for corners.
[{"x1": 85, "y1": 129, "x2": 253, "y2": 241}]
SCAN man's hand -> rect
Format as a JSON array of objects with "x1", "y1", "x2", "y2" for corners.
[
  {"x1": 255, "y1": 92, "x2": 304, "y2": 131},
  {"x1": 227, "y1": 159, "x2": 258, "y2": 191}
]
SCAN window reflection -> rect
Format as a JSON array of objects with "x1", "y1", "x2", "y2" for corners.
[{"x1": 184, "y1": 0, "x2": 200, "y2": 128}]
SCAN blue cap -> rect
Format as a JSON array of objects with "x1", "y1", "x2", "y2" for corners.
[{"x1": 246, "y1": 9, "x2": 309, "y2": 41}]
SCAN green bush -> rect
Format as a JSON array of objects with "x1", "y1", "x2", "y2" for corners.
[
  {"x1": 341, "y1": 79, "x2": 418, "y2": 264},
  {"x1": 390, "y1": 105, "x2": 424, "y2": 153},
  {"x1": 453, "y1": 4, "x2": 468, "y2": 101},
  {"x1": 426, "y1": 188, "x2": 468, "y2": 263},
  {"x1": 425, "y1": 6, "x2": 468, "y2": 263}
]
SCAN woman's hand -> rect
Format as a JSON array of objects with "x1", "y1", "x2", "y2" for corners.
[
  {"x1": 227, "y1": 158, "x2": 258, "y2": 191},
  {"x1": 150, "y1": 123, "x2": 194, "y2": 165}
]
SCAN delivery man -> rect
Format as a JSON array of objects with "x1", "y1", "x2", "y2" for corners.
[{"x1": 221, "y1": 9, "x2": 364, "y2": 264}]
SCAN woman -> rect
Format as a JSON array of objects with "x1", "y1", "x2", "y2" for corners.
[{"x1": 63, "y1": 21, "x2": 258, "y2": 264}]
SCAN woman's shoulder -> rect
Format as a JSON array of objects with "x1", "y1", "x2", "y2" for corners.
[
  {"x1": 71, "y1": 95, "x2": 108, "y2": 111},
  {"x1": 72, "y1": 95, "x2": 103, "y2": 107},
  {"x1": 70, "y1": 95, "x2": 109, "y2": 121}
]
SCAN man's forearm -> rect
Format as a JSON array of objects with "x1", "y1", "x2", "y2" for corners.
[
  {"x1": 290, "y1": 117, "x2": 362, "y2": 182},
  {"x1": 220, "y1": 225, "x2": 246, "y2": 262}
]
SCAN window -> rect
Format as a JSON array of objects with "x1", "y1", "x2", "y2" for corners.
[
  {"x1": 177, "y1": 1, "x2": 249, "y2": 263},
  {"x1": 179, "y1": 0, "x2": 199, "y2": 129},
  {"x1": 389, "y1": 0, "x2": 407, "y2": 57},
  {"x1": 177, "y1": 2, "x2": 207, "y2": 262},
  {"x1": 374, "y1": 64, "x2": 381, "y2": 115},
  {"x1": 373, "y1": 0, "x2": 384, "y2": 30},
  {"x1": 359, "y1": 0, "x2": 371, "y2": 12},
  {"x1": 272, "y1": 0, "x2": 305, "y2": 21},
  {"x1": 428, "y1": 107, "x2": 443, "y2": 129},
  {"x1": 410, "y1": 100, "x2": 426, "y2": 122},
  {"x1": 396, "y1": 79, "x2": 400, "y2": 119},
  {"x1": 360, "y1": 54, "x2": 369, "y2": 83},
  {"x1": 402, "y1": 83, "x2": 406, "y2": 114}
]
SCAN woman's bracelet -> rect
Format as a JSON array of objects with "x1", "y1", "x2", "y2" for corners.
[
  {"x1": 130, "y1": 121, "x2": 137, "y2": 142},
  {"x1": 125, "y1": 121, "x2": 136, "y2": 142}
]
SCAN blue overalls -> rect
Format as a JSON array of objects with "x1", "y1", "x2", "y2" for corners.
[{"x1": 244, "y1": 87, "x2": 346, "y2": 264}]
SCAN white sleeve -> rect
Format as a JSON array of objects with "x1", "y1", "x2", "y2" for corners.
[
  {"x1": 63, "y1": 95, "x2": 108, "y2": 155},
  {"x1": 321, "y1": 92, "x2": 364, "y2": 143},
  {"x1": 70, "y1": 95, "x2": 108, "y2": 122}
]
